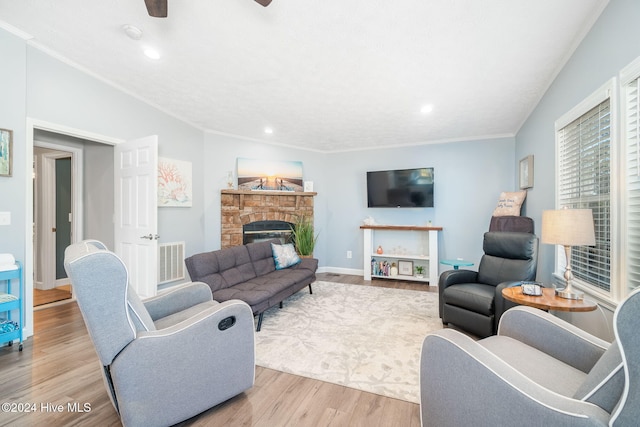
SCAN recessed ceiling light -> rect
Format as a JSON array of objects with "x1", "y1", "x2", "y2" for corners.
[
  {"x1": 144, "y1": 47, "x2": 161, "y2": 60},
  {"x1": 264, "y1": 127, "x2": 273, "y2": 134},
  {"x1": 420, "y1": 105, "x2": 434, "y2": 114}
]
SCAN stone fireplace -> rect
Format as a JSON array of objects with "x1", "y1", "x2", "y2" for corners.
[{"x1": 220, "y1": 189, "x2": 316, "y2": 248}]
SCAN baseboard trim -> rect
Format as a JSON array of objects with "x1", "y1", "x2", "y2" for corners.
[{"x1": 317, "y1": 266, "x2": 363, "y2": 276}]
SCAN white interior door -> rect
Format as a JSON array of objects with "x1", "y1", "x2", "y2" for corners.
[{"x1": 114, "y1": 135, "x2": 158, "y2": 298}]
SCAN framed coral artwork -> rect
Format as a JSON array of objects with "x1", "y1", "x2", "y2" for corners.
[{"x1": 158, "y1": 157, "x2": 192, "y2": 207}]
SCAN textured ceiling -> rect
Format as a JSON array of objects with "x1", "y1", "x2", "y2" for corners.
[{"x1": 0, "y1": 0, "x2": 608, "y2": 152}]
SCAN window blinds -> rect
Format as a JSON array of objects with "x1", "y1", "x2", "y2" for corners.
[
  {"x1": 625, "y1": 76, "x2": 640, "y2": 292},
  {"x1": 557, "y1": 99, "x2": 611, "y2": 292}
]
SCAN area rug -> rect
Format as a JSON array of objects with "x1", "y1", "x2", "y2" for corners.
[{"x1": 254, "y1": 281, "x2": 443, "y2": 403}]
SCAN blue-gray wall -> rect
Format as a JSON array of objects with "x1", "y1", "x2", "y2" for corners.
[
  {"x1": 0, "y1": 27, "x2": 27, "y2": 270},
  {"x1": 516, "y1": 0, "x2": 640, "y2": 287},
  {"x1": 323, "y1": 138, "x2": 516, "y2": 272},
  {"x1": 2, "y1": 0, "x2": 638, "y2": 341},
  {"x1": 514, "y1": 0, "x2": 640, "y2": 339}
]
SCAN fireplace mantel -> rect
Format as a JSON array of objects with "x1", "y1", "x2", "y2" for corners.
[
  {"x1": 220, "y1": 189, "x2": 317, "y2": 248},
  {"x1": 221, "y1": 189, "x2": 317, "y2": 211}
]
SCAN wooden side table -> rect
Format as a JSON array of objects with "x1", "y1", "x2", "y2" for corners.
[{"x1": 502, "y1": 286, "x2": 597, "y2": 312}]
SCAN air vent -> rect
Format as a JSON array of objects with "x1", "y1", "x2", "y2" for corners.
[{"x1": 158, "y1": 241, "x2": 185, "y2": 284}]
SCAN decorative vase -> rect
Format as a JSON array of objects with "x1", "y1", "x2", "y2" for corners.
[
  {"x1": 390, "y1": 263, "x2": 398, "y2": 277},
  {"x1": 377, "y1": 245, "x2": 383, "y2": 254}
]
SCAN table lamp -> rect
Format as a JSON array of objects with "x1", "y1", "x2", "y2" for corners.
[{"x1": 541, "y1": 208, "x2": 595, "y2": 300}]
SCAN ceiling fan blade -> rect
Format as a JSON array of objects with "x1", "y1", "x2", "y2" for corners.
[
  {"x1": 255, "y1": 0, "x2": 273, "y2": 6},
  {"x1": 145, "y1": 0, "x2": 168, "y2": 17}
]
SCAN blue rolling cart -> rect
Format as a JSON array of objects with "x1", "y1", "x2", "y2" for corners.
[{"x1": 1, "y1": 261, "x2": 23, "y2": 351}]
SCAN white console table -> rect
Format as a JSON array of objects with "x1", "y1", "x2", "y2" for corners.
[{"x1": 360, "y1": 225, "x2": 441, "y2": 284}]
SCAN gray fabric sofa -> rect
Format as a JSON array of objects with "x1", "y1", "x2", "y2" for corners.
[
  {"x1": 64, "y1": 240, "x2": 255, "y2": 427},
  {"x1": 185, "y1": 239, "x2": 318, "y2": 331},
  {"x1": 421, "y1": 288, "x2": 640, "y2": 426}
]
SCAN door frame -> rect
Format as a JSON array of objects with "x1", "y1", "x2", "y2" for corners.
[
  {"x1": 24, "y1": 118, "x2": 123, "y2": 338},
  {"x1": 35, "y1": 147, "x2": 77, "y2": 290}
]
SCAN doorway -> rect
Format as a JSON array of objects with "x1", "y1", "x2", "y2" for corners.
[{"x1": 33, "y1": 130, "x2": 116, "y2": 308}]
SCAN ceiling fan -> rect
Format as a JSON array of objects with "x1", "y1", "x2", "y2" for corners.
[{"x1": 145, "y1": 0, "x2": 272, "y2": 18}]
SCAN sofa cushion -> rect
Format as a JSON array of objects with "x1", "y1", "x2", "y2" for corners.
[
  {"x1": 246, "y1": 239, "x2": 278, "y2": 276},
  {"x1": 184, "y1": 245, "x2": 257, "y2": 292},
  {"x1": 271, "y1": 243, "x2": 301, "y2": 270}
]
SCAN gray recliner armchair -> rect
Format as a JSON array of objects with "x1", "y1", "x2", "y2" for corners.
[
  {"x1": 64, "y1": 240, "x2": 255, "y2": 427},
  {"x1": 421, "y1": 288, "x2": 640, "y2": 426},
  {"x1": 439, "y1": 231, "x2": 539, "y2": 338}
]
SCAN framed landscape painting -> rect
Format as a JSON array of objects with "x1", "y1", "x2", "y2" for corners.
[
  {"x1": 0, "y1": 128, "x2": 12, "y2": 177},
  {"x1": 237, "y1": 158, "x2": 304, "y2": 192}
]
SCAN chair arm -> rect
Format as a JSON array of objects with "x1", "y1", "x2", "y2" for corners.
[
  {"x1": 438, "y1": 269, "x2": 479, "y2": 288},
  {"x1": 498, "y1": 306, "x2": 610, "y2": 373},
  {"x1": 110, "y1": 300, "x2": 255, "y2": 427},
  {"x1": 420, "y1": 329, "x2": 610, "y2": 427},
  {"x1": 143, "y1": 281, "x2": 213, "y2": 321},
  {"x1": 438, "y1": 269, "x2": 479, "y2": 317}
]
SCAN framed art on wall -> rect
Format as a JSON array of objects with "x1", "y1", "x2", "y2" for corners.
[
  {"x1": 0, "y1": 128, "x2": 13, "y2": 177},
  {"x1": 519, "y1": 155, "x2": 534, "y2": 189},
  {"x1": 158, "y1": 157, "x2": 193, "y2": 207},
  {"x1": 237, "y1": 158, "x2": 304, "y2": 192}
]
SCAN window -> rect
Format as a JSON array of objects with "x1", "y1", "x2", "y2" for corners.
[
  {"x1": 556, "y1": 89, "x2": 612, "y2": 294},
  {"x1": 553, "y1": 57, "x2": 640, "y2": 303}
]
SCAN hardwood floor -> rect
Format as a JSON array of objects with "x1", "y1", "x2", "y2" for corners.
[
  {"x1": 33, "y1": 285, "x2": 72, "y2": 307},
  {"x1": 0, "y1": 273, "x2": 435, "y2": 426}
]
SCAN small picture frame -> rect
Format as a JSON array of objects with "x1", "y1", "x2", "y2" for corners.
[
  {"x1": 0, "y1": 128, "x2": 13, "y2": 177},
  {"x1": 398, "y1": 260, "x2": 413, "y2": 276},
  {"x1": 304, "y1": 181, "x2": 314, "y2": 192},
  {"x1": 519, "y1": 155, "x2": 534, "y2": 189}
]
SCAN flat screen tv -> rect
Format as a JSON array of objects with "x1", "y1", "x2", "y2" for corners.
[{"x1": 367, "y1": 168, "x2": 434, "y2": 208}]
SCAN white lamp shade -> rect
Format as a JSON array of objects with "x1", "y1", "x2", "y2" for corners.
[{"x1": 541, "y1": 209, "x2": 596, "y2": 246}]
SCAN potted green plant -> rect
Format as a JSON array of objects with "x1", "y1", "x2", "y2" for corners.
[
  {"x1": 290, "y1": 215, "x2": 319, "y2": 257},
  {"x1": 415, "y1": 265, "x2": 425, "y2": 279}
]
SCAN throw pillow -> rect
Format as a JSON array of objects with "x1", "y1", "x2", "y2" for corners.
[
  {"x1": 271, "y1": 243, "x2": 301, "y2": 270},
  {"x1": 493, "y1": 191, "x2": 526, "y2": 216}
]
